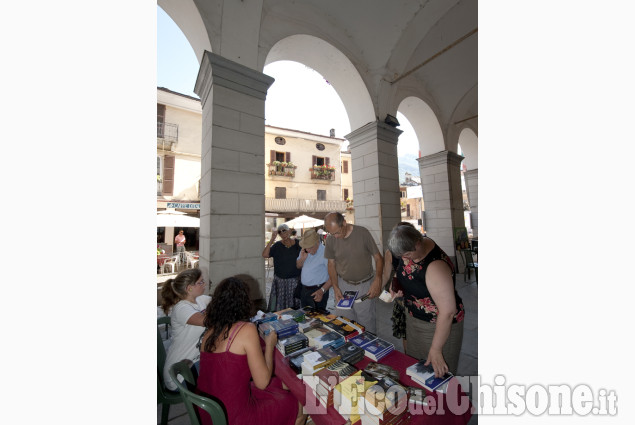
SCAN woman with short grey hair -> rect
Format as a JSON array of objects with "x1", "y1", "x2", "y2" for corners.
[{"x1": 387, "y1": 225, "x2": 465, "y2": 377}]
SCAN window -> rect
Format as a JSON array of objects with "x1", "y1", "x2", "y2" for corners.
[
  {"x1": 275, "y1": 187, "x2": 286, "y2": 199},
  {"x1": 317, "y1": 190, "x2": 326, "y2": 201},
  {"x1": 342, "y1": 160, "x2": 349, "y2": 173},
  {"x1": 401, "y1": 191, "x2": 407, "y2": 198},
  {"x1": 312, "y1": 156, "x2": 329, "y2": 166},
  {"x1": 275, "y1": 136, "x2": 286, "y2": 145},
  {"x1": 316, "y1": 143, "x2": 325, "y2": 151},
  {"x1": 406, "y1": 204, "x2": 411, "y2": 217},
  {"x1": 343, "y1": 189, "x2": 349, "y2": 200},
  {"x1": 270, "y1": 150, "x2": 291, "y2": 163}
]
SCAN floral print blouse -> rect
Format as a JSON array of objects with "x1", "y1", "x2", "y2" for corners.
[{"x1": 395, "y1": 242, "x2": 465, "y2": 324}]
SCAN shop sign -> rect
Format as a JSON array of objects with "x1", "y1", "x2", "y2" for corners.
[{"x1": 167, "y1": 202, "x2": 200, "y2": 209}]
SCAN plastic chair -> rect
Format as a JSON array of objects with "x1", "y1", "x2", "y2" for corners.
[
  {"x1": 157, "y1": 317, "x2": 182, "y2": 425},
  {"x1": 169, "y1": 360, "x2": 228, "y2": 425},
  {"x1": 161, "y1": 255, "x2": 179, "y2": 274},
  {"x1": 186, "y1": 252, "x2": 199, "y2": 269},
  {"x1": 462, "y1": 249, "x2": 478, "y2": 284}
]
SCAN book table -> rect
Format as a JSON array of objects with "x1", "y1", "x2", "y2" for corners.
[{"x1": 273, "y1": 347, "x2": 473, "y2": 425}]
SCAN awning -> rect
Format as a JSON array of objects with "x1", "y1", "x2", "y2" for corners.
[{"x1": 157, "y1": 210, "x2": 200, "y2": 228}]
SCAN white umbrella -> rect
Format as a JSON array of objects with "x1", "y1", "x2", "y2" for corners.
[
  {"x1": 283, "y1": 215, "x2": 324, "y2": 229},
  {"x1": 157, "y1": 211, "x2": 200, "y2": 228}
]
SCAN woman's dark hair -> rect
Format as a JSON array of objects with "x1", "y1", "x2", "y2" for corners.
[
  {"x1": 202, "y1": 275, "x2": 253, "y2": 353},
  {"x1": 160, "y1": 268, "x2": 202, "y2": 314}
]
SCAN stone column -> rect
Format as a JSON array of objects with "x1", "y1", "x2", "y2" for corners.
[
  {"x1": 345, "y1": 121, "x2": 402, "y2": 251},
  {"x1": 418, "y1": 151, "x2": 465, "y2": 265},
  {"x1": 194, "y1": 51, "x2": 274, "y2": 295},
  {"x1": 464, "y1": 168, "x2": 478, "y2": 239}
]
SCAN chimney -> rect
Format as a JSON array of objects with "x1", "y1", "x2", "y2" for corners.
[{"x1": 330, "y1": 128, "x2": 335, "y2": 138}]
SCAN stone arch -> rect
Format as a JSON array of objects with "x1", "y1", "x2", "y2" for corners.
[
  {"x1": 397, "y1": 96, "x2": 445, "y2": 157},
  {"x1": 264, "y1": 34, "x2": 375, "y2": 131},
  {"x1": 158, "y1": 0, "x2": 211, "y2": 63}
]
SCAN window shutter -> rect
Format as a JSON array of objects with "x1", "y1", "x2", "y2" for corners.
[
  {"x1": 343, "y1": 160, "x2": 348, "y2": 173},
  {"x1": 326, "y1": 157, "x2": 330, "y2": 166},
  {"x1": 312, "y1": 155, "x2": 317, "y2": 166},
  {"x1": 157, "y1": 104, "x2": 166, "y2": 138},
  {"x1": 270, "y1": 150, "x2": 276, "y2": 164},
  {"x1": 163, "y1": 155, "x2": 175, "y2": 195},
  {"x1": 344, "y1": 189, "x2": 349, "y2": 200},
  {"x1": 286, "y1": 152, "x2": 291, "y2": 162}
]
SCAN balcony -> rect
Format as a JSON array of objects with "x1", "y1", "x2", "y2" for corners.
[
  {"x1": 266, "y1": 198, "x2": 347, "y2": 213},
  {"x1": 267, "y1": 162, "x2": 297, "y2": 178},
  {"x1": 157, "y1": 122, "x2": 179, "y2": 151},
  {"x1": 310, "y1": 165, "x2": 336, "y2": 181}
]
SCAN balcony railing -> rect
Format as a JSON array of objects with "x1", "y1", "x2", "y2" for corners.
[
  {"x1": 309, "y1": 166, "x2": 336, "y2": 181},
  {"x1": 267, "y1": 162, "x2": 297, "y2": 177},
  {"x1": 266, "y1": 198, "x2": 347, "y2": 213},
  {"x1": 157, "y1": 122, "x2": 179, "y2": 142}
]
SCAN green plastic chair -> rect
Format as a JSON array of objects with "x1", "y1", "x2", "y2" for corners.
[
  {"x1": 157, "y1": 317, "x2": 182, "y2": 425},
  {"x1": 169, "y1": 359, "x2": 228, "y2": 425}
]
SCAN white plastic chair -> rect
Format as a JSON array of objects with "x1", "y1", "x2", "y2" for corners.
[
  {"x1": 161, "y1": 255, "x2": 179, "y2": 274},
  {"x1": 186, "y1": 252, "x2": 199, "y2": 269}
]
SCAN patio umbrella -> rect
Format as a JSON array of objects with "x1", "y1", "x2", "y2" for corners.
[
  {"x1": 283, "y1": 215, "x2": 324, "y2": 229},
  {"x1": 157, "y1": 211, "x2": 200, "y2": 228}
]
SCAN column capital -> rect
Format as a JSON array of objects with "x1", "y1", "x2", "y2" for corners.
[
  {"x1": 417, "y1": 150, "x2": 464, "y2": 168},
  {"x1": 464, "y1": 168, "x2": 478, "y2": 179},
  {"x1": 194, "y1": 51, "x2": 275, "y2": 107},
  {"x1": 345, "y1": 120, "x2": 403, "y2": 149}
]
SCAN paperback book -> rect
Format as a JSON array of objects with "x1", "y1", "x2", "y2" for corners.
[
  {"x1": 336, "y1": 290, "x2": 358, "y2": 309},
  {"x1": 362, "y1": 338, "x2": 394, "y2": 361},
  {"x1": 406, "y1": 360, "x2": 453, "y2": 392},
  {"x1": 349, "y1": 331, "x2": 378, "y2": 349}
]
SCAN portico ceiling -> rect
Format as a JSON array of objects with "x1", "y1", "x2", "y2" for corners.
[{"x1": 161, "y1": 0, "x2": 477, "y2": 150}]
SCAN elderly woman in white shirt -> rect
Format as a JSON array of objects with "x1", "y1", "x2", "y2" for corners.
[{"x1": 160, "y1": 268, "x2": 210, "y2": 390}]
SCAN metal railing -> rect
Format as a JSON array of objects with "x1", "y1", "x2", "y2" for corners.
[
  {"x1": 265, "y1": 198, "x2": 347, "y2": 213},
  {"x1": 157, "y1": 122, "x2": 179, "y2": 142}
]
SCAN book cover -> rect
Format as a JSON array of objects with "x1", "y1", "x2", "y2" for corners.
[
  {"x1": 363, "y1": 338, "x2": 394, "y2": 356},
  {"x1": 406, "y1": 360, "x2": 453, "y2": 392},
  {"x1": 336, "y1": 290, "x2": 358, "y2": 309},
  {"x1": 349, "y1": 332, "x2": 377, "y2": 349}
]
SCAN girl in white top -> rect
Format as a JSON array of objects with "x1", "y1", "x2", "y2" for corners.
[{"x1": 160, "y1": 268, "x2": 211, "y2": 390}]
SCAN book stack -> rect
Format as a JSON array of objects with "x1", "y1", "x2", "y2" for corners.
[
  {"x1": 334, "y1": 342, "x2": 365, "y2": 365},
  {"x1": 324, "y1": 316, "x2": 365, "y2": 342},
  {"x1": 275, "y1": 308, "x2": 306, "y2": 322},
  {"x1": 287, "y1": 347, "x2": 316, "y2": 374},
  {"x1": 405, "y1": 360, "x2": 453, "y2": 393},
  {"x1": 314, "y1": 360, "x2": 358, "y2": 407},
  {"x1": 301, "y1": 347, "x2": 341, "y2": 375},
  {"x1": 362, "y1": 338, "x2": 395, "y2": 361},
  {"x1": 277, "y1": 332, "x2": 309, "y2": 356},
  {"x1": 304, "y1": 325, "x2": 345, "y2": 350},
  {"x1": 261, "y1": 318, "x2": 299, "y2": 339},
  {"x1": 406, "y1": 386, "x2": 428, "y2": 409},
  {"x1": 253, "y1": 312, "x2": 278, "y2": 326},
  {"x1": 298, "y1": 317, "x2": 323, "y2": 333},
  {"x1": 333, "y1": 371, "x2": 377, "y2": 425},
  {"x1": 301, "y1": 306, "x2": 330, "y2": 317},
  {"x1": 349, "y1": 332, "x2": 394, "y2": 361},
  {"x1": 349, "y1": 332, "x2": 378, "y2": 349},
  {"x1": 359, "y1": 372, "x2": 411, "y2": 425}
]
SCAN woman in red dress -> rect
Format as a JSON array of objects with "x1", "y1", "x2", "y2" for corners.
[{"x1": 197, "y1": 275, "x2": 306, "y2": 425}]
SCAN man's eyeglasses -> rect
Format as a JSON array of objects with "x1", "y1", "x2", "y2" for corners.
[{"x1": 331, "y1": 227, "x2": 344, "y2": 236}]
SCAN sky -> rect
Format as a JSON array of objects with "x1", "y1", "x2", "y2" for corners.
[{"x1": 157, "y1": 5, "x2": 420, "y2": 165}]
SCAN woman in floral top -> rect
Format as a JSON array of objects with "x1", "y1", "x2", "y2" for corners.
[{"x1": 387, "y1": 225, "x2": 465, "y2": 378}]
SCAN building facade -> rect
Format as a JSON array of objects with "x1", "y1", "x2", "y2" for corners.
[
  {"x1": 157, "y1": 87, "x2": 203, "y2": 249},
  {"x1": 157, "y1": 88, "x2": 355, "y2": 248}
]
